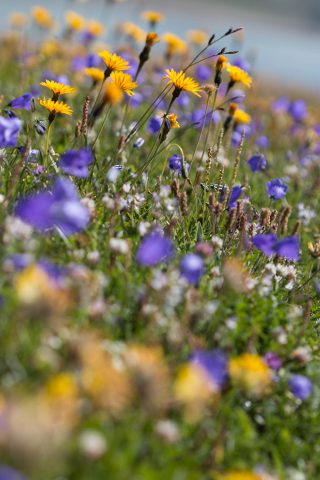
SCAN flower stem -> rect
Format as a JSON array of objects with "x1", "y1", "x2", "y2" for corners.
[
  {"x1": 91, "y1": 106, "x2": 111, "y2": 148},
  {"x1": 44, "y1": 122, "x2": 53, "y2": 168}
]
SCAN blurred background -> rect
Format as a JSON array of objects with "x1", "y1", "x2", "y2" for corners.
[{"x1": 1, "y1": 0, "x2": 319, "y2": 92}]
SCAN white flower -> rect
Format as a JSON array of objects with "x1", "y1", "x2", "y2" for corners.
[
  {"x1": 79, "y1": 430, "x2": 107, "y2": 459},
  {"x1": 109, "y1": 238, "x2": 129, "y2": 255}
]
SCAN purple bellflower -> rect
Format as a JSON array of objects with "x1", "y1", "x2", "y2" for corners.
[
  {"x1": 59, "y1": 148, "x2": 94, "y2": 178},
  {"x1": 15, "y1": 177, "x2": 90, "y2": 236},
  {"x1": 190, "y1": 350, "x2": 229, "y2": 389},
  {"x1": 136, "y1": 232, "x2": 174, "y2": 266},
  {"x1": 266, "y1": 178, "x2": 288, "y2": 200},
  {"x1": 0, "y1": 116, "x2": 23, "y2": 148},
  {"x1": 289, "y1": 374, "x2": 313, "y2": 400},
  {"x1": 252, "y1": 234, "x2": 300, "y2": 261},
  {"x1": 248, "y1": 153, "x2": 267, "y2": 172},
  {"x1": 8, "y1": 93, "x2": 33, "y2": 110},
  {"x1": 180, "y1": 253, "x2": 204, "y2": 285}
]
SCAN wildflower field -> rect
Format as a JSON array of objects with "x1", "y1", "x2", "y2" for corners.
[{"x1": 0, "y1": 3, "x2": 320, "y2": 479}]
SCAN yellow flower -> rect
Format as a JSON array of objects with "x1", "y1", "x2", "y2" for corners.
[
  {"x1": 166, "y1": 113, "x2": 180, "y2": 129},
  {"x1": 86, "y1": 20, "x2": 104, "y2": 37},
  {"x1": 31, "y1": 6, "x2": 54, "y2": 29},
  {"x1": 40, "y1": 80, "x2": 76, "y2": 97},
  {"x1": 65, "y1": 11, "x2": 85, "y2": 31},
  {"x1": 308, "y1": 241, "x2": 320, "y2": 258},
  {"x1": 10, "y1": 12, "x2": 28, "y2": 28},
  {"x1": 174, "y1": 363, "x2": 219, "y2": 420},
  {"x1": 162, "y1": 33, "x2": 187, "y2": 56},
  {"x1": 110, "y1": 71, "x2": 138, "y2": 97},
  {"x1": 142, "y1": 10, "x2": 165, "y2": 24},
  {"x1": 174, "y1": 364, "x2": 217, "y2": 404},
  {"x1": 226, "y1": 64, "x2": 252, "y2": 88},
  {"x1": 234, "y1": 109, "x2": 252, "y2": 125},
  {"x1": 218, "y1": 471, "x2": 263, "y2": 480},
  {"x1": 98, "y1": 50, "x2": 130, "y2": 76},
  {"x1": 216, "y1": 55, "x2": 228, "y2": 72},
  {"x1": 120, "y1": 22, "x2": 146, "y2": 43},
  {"x1": 14, "y1": 264, "x2": 72, "y2": 314},
  {"x1": 38, "y1": 98, "x2": 73, "y2": 116},
  {"x1": 84, "y1": 67, "x2": 105, "y2": 82},
  {"x1": 188, "y1": 29, "x2": 207, "y2": 45},
  {"x1": 40, "y1": 40, "x2": 60, "y2": 57},
  {"x1": 163, "y1": 69, "x2": 202, "y2": 98},
  {"x1": 229, "y1": 354, "x2": 272, "y2": 397},
  {"x1": 103, "y1": 83, "x2": 124, "y2": 106},
  {"x1": 46, "y1": 373, "x2": 78, "y2": 401},
  {"x1": 146, "y1": 32, "x2": 159, "y2": 47}
]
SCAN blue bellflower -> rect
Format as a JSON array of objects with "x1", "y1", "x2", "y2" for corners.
[
  {"x1": 59, "y1": 148, "x2": 94, "y2": 177},
  {"x1": 0, "y1": 115, "x2": 23, "y2": 148},
  {"x1": 136, "y1": 232, "x2": 174, "y2": 266},
  {"x1": 15, "y1": 178, "x2": 90, "y2": 236}
]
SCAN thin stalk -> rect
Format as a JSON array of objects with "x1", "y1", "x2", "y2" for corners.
[
  {"x1": 91, "y1": 106, "x2": 111, "y2": 149},
  {"x1": 44, "y1": 122, "x2": 53, "y2": 168}
]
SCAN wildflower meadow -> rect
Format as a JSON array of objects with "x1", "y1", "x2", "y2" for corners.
[{"x1": 0, "y1": 2, "x2": 320, "y2": 479}]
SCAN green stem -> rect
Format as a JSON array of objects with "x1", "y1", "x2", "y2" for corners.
[
  {"x1": 91, "y1": 106, "x2": 111, "y2": 149},
  {"x1": 44, "y1": 122, "x2": 53, "y2": 168}
]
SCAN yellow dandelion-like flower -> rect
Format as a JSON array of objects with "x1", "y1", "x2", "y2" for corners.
[
  {"x1": 86, "y1": 20, "x2": 104, "y2": 37},
  {"x1": 10, "y1": 12, "x2": 28, "y2": 28},
  {"x1": 216, "y1": 55, "x2": 228, "y2": 71},
  {"x1": 188, "y1": 29, "x2": 207, "y2": 45},
  {"x1": 229, "y1": 353, "x2": 272, "y2": 397},
  {"x1": 217, "y1": 471, "x2": 263, "y2": 480},
  {"x1": 40, "y1": 39, "x2": 60, "y2": 57},
  {"x1": 65, "y1": 11, "x2": 85, "y2": 31},
  {"x1": 162, "y1": 33, "x2": 187, "y2": 56},
  {"x1": 166, "y1": 113, "x2": 180, "y2": 129},
  {"x1": 146, "y1": 32, "x2": 159, "y2": 47},
  {"x1": 46, "y1": 373, "x2": 78, "y2": 401},
  {"x1": 163, "y1": 69, "x2": 202, "y2": 98},
  {"x1": 103, "y1": 83, "x2": 124, "y2": 106},
  {"x1": 84, "y1": 67, "x2": 104, "y2": 82},
  {"x1": 226, "y1": 64, "x2": 252, "y2": 88},
  {"x1": 120, "y1": 22, "x2": 146, "y2": 43},
  {"x1": 38, "y1": 98, "x2": 73, "y2": 116},
  {"x1": 31, "y1": 6, "x2": 54, "y2": 29},
  {"x1": 110, "y1": 71, "x2": 138, "y2": 97},
  {"x1": 234, "y1": 109, "x2": 252, "y2": 125},
  {"x1": 98, "y1": 50, "x2": 130, "y2": 75},
  {"x1": 142, "y1": 10, "x2": 165, "y2": 24},
  {"x1": 40, "y1": 80, "x2": 76, "y2": 97}
]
